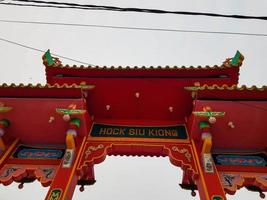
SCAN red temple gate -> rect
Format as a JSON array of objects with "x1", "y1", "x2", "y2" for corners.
[{"x1": 0, "y1": 50, "x2": 266, "y2": 200}]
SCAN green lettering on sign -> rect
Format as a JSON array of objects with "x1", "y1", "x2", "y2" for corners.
[
  {"x1": 90, "y1": 124, "x2": 188, "y2": 140},
  {"x1": 48, "y1": 188, "x2": 62, "y2": 200}
]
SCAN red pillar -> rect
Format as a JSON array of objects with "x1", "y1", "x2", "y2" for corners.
[
  {"x1": 0, "y1": 138, "x2": 19, "y2": 168},
  {"x1": 192, "y1": 140, "x2": 227, "y2": 200},
  {"x1": 44, "y1": 137, "x2": 86, "y2": 200}
]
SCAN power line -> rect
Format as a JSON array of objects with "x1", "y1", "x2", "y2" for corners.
[
  {"x1": 2, "y1": 0, "x2": 267, "y2": 21},
  {"x1": 0, "y1": 2, "x2": 94, "y2": 10},
  {"x1": 0, "y1": 36, "x2": 95, "y2": 66},
  {"x1": 1, "y1": 19, "x2": 267, "y2": 37}
]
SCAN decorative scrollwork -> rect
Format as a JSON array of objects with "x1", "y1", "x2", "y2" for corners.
[
  {"x1": 0, "y1": 167, "x2": 19, "y2": 179},
  {"x1": 172, "y1": 146, "x2": 192, "y2": 162},
  {"x1": 221, "y1": 173, "x2": 238, "y2": 187},
  {"x1": 84, "y1": 144, "x2": 104, "y2": 159},
  {"x1": 219, "y1": 172, "x2": 267, "y2": 194},
  {"x1": 0, "y1": 165, "x2": 57, "y2": 186},
  {"x1": 41, "y1": 168, "x2": 55, "y2": 179}
]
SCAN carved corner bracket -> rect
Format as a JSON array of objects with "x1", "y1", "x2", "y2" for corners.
[
  {"x1": 0, "y1": 164, "x2": 58, "y2": 187},
  {"x1": 164, "y1": 144, "x2": 198, "y2": 178},
  {"x1": 219, "y1": 172, "x2": 267, "y2": 195}
]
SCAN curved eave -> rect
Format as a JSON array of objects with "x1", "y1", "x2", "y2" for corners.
[
  {"x1": 43, "y1": 57, "x2": 241, "y2": 85},
  {"x1": 185, "y1": 84, "x2": 267, "y2": 100},
  {"x1": 0, "y1": 83, "x2": 94, "y2": 99},
  {"x1": 44, "y1": 61, "x2": 239, "y2": 70}
]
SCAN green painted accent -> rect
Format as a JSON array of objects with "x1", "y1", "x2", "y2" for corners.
[
  {"x1": 212, "y1": 195, "x2": 223, "y2": 200},
  {"x1": 90, "y1": 124, "x2": 188, "y2": 139},
  {"x1": 48, "y1": 188, "x2": 62, "y2": 200},
  {"x1": 184, "y1": 86, "x2": 200, "y2": 91},
  {"x1": 56, "y1": 108, "x2": 86, "y2": 115},
  {"x1": 209, "y1": 111, "x2": 225, "y2": 117},
  {"x1": 193, "y1": 111, "x2": 210, "y2": 117},
  {"x1": 230, "y1": 50, "x2": 242, "y2": 66},
  {"x1": 80, "y1": 84, "x2": 95, "y2": 89},
  {"x1": 44, "y1": 50, "x2": 55, "y2": 66},
  {"x1": 0, "y1": 106, "x2": 12, "y2": 113},
  {"x1": 199, "y1": 121, "x2": 210, "y2": 129},
  {"x1": 0, "y1": 119, "x2": 10, "y2": 127},
  {"x1": 193, "y1": 111, "x2": 225, "y2": 117},
  {"x1": 70, "y1": 118, "x2": 81, "y2": 128}
]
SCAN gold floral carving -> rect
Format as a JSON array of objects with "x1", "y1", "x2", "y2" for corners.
[
  {"x1": 84, "y1": 144, "x2": 104, "y2": 159},
  {"x1": 171, "y1": 146, "x2": 192, "y2": 162}
]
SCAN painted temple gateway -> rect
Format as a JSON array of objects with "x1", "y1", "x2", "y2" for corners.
[{"x1": 0, "y1": 50, "x2": 266, "y2": 200}]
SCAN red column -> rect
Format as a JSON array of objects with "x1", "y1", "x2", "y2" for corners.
[
  {"x1": 0, "y1": 119, "x2": 10, "y2": 151},
  {"x1": 192, "y1": 140, "x2": 227, "y2": 200},
  {"x1": 0, "y1": 138, "x2": 19, "y2": 168},
  {"x1": 44, "y1": 137, "x2": 86, "y2": 200}
]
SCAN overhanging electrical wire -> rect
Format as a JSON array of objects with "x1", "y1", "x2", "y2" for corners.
[
  {"x1": 0, "y1": 36, "x2": 95, "y2": 66},
  {"x1": 0, "y1": 2, "x2": 98, "y2": 10},
  {"x1": 0, "y1": 19, "x2": 267, "y2": 37},
  {"x1": 2, "y1": 0, "x2": 267, "y2": 21}
]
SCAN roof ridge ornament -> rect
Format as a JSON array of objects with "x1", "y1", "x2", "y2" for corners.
[
  {"x1": 223, "y1": 50, "x2": 244, "y2": 67},
  {"x1": 43, "y1": 50, "x2": 55, "y2": 66},
  {"x1": 42, "y1": 49, "x2": 243, "y2": 70},
  {"x1": 230, "y1": 50, "x2": 244, "y2": 67},
  {"x1": 43, "y1": 50, "x2": 62, "y2": 67}
]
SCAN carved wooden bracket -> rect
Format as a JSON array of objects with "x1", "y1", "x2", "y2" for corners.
[
  {"x1": 219, "y1": 172, "x2": 267, "y2": 195},
  {"x1": 76, "y1": 142, "x2": 198, "y2": 179},
  {"x1": 164, "y1": 144, "x2": 198, "y2": 179},
  {"x1": 0, "y1": 164, "x2": 58, "y2": 187}
]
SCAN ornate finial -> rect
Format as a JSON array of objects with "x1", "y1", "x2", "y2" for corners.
[
  {"x1": 223, "y1": 50, "x2": 244, "y2": 67},
  {"x1": 79, "y1": 185, "x2": 85, "y2": 192},
  {"x1": 43, "y1": 49, "x2": 55, "y2": 66},
  {"x1": 191, "y1": 190, "x2": 196, "y2": 197},
  {"x1": 230, "y1": 50, "x2": 244, "y2": 67},
  {"x1": 18, "y1": 182, "x2": 24, "y2": 189},
  {"x1": 260, "y1": 191, "x2": 265, "y2": 199}
]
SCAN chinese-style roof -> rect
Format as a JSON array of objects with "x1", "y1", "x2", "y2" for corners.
[
  {"x1": 192, "y1": 98, "x2": 267, "y2": 151},
  {"x1": 0, "y1": 84, "x2": 91, "y2": 145},
  {"x1": 185, "y1": 84, "x2": 267, "y2": 100},
  {"x1": 0, "y1": 83, "x2": 94, "y2": 98},
  {"x1": 41, "y1": 50, "x2": 246, "y2": 122},
  {"x1": 188, "y1": 84, "x2": 267, "y2": 151},
  {"x1": 43, "y1": 50, "x2": 243, "y2": 86}
]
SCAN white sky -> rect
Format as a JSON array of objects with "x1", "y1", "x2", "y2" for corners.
[{"x1": 0, "y1": 0, "x2": 267, "y2": 199}]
